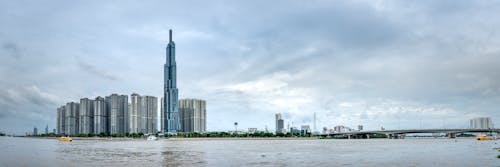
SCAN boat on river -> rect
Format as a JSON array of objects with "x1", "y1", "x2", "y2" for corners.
[
  {"x1": 59, "y1": 137, "x2": 73, "y2": 142},
  {"x1": 147, "y1": 135, "x2": 158, "y2": 141},
  {"x1": 476, "y1": 135, "x2": 493, "y2": 140}
]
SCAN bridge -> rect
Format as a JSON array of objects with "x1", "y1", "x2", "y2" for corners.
[{"x1": 321, "y1": 128, "x2": 500, "y2": 139}]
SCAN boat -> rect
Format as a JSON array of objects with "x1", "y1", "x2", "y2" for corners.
[
  {"x1": 59, "y1": 137, "x2": 73, "y2": 142},
  {"x1": 476, "y1": 135, "x2": 493, "y2": 140},
  {"x1": 147, "y1": 135, "x2": 158, "y2": 141}
]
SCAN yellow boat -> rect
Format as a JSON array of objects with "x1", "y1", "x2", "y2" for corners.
[
  {"x1": 476, "y1": 135, "x2": 493, "y2": 140},
  {"x1": 59, "y1": 137, "x2": 73, "y2": 142}
]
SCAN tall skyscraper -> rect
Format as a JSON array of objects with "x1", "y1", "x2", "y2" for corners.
[
  {"x1": 93, "y1": 96, "x2": 108, "y2": 134},
  {"x1": 179, "y1": 99, "x2": 206, "y2": 133},
  {"x1": 106, "y1": 94, "x2": 129, "y2": 134},
  {"x1": 275, "y1": 113, "x2": 284, "y2": 134},
  {"x1": 79, "y1": 98, "x2": 94, "y2": 134},
  {"x1": 164, "y1": 29, "x2": 180, "y2": 133},
  {"x1": 45, "y1": 124, "x2": 48, "y2": 134}
]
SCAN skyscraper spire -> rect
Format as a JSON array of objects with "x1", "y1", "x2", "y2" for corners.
[{"x1": 169, "y1": 29, "x2": 172, "y2": 42}]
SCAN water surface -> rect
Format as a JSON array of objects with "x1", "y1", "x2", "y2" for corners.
[{"x1": 0, "y1": 137, "x2": 498, "y2": 166}]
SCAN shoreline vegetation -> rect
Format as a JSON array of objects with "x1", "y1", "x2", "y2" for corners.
[
  {"x1": 26, "y1": 132, "x2": 321, "y2": 139},
  {"x1": 23, "y1": 132, "x2": 478, "y2": 140}
]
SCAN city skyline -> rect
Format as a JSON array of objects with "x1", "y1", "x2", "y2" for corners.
[{"x1": 1, "y1": 1, "x2": 500, "y2": 135}]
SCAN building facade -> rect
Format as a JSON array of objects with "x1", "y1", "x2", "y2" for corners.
[
  {"x1": 130, "y1": 93, "x2": 141, "y2": 133},
  {"x1": 469, "y1": 117, "x2": 494, "y2": 129},
  {"x1": 130, "y1": 94, "x2": 158, "y2": 134},
  {"x1": 164, "y1": 29, "x2": 180, "y2": 133},
  {"x1": 275, "y1": 113, "x2": 284, "y2": 134},
  {"x1": 79, "y1": 98, "x2": 94, "y2": 134},
  {"x1": 106, "y1": 94, "x2": 129, "y2": 134},
  {"x1": 160, "y1": 97, "x2": 164, "y2": 133},
  {"x1": 93, "y1": 96, "x2": 108, "y2": 134},
  {"x1": 143, "y1": 96, "x2": 158, "y2": 134},
  {"x1": 179, "y1": 99, "x2": 206, "y2": 133},
  {"x1": 65, "y1": 102, "x2": 80, "y2": 135},
  {"x1": 57, "y1": 105, "x2": 66, "y2": 135}
]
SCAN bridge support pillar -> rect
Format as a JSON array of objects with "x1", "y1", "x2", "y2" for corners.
[
  {"x1": 366, "y1": 134, "x2": 370, "y2": 139},
  {"x1": 347, "y1": 135, "x2": 351, "y2": 139},
  {"x1": 447, "y1": 133, "x2": 456, "y2": 138}
]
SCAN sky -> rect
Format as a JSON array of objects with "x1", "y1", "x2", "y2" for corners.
[{"x1": 1, "y1": 0, "x2": 500, "y2": 135}]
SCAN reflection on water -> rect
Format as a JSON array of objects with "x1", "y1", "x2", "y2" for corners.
[{"x1": 0, "y1": 137, "x2": 498, "y2": 167}]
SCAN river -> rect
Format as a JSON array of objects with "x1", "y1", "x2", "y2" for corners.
[{"x1": 0, "y1": 137, "x2": 498, "y2": 166}]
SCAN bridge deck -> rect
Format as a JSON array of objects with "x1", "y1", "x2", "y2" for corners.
[{"x1": 323, "y1": 128, "x2": 500, "y2": 136}]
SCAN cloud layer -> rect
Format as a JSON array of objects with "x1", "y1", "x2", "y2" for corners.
[{"x1": 1, "y1": 0, "x2": 500, "y2": 134}]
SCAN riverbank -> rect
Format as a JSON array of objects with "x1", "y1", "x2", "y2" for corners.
[{"x1": 24, "y1": 136, "x2": 320, "y2": 140}]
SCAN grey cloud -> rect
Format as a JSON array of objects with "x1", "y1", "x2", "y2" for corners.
[
  {"x1": 77, "y1": 58, "x2": 119, "y2": 81},
  {"x1": 2, "y1": 42, "x2": 22, "y2": 58}
]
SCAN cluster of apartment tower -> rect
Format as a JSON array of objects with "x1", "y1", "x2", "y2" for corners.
[
  {"x1": 56, "y1": 29, "x2": 207, "y2": 135},
  {"x1": 56, "y1": 93, "x2": 206, "y2": 135}
]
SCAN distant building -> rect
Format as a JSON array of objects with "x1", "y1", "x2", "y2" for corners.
[
  {"x1": 179, "y1": 99, "x2": 206, "y2": 133},
  {"x1": 130, "y1": 93, "x2": 158, "y2": 134},
  {"x1": 248, "y1": 128, "x2": 258, "y2": 134},
  {"x1": 358, "y1": 125, "x2": 363, "y2": 131},
  {"x1": 93, "y1": 96, "x2": 108, "y2": 134},
  {"x1": 301, "y1": 125, "x2": 311, "y2": 135},
  {"x1": 57, "y1": 105, "x2": 66, "y2": 135},
  {"x1": 33, "y1": 127, "x2": 38, "y2": 136},
  {"x1": 469, "y1": 117, "x2": 494, "y2": 129},
  {"x1": 79, "y1": 98, "x2": 94, "y2": 134},
  {"x1": 290, "y1": 127, "x2": 300, "y2": 135},
  {"x1": 130, "y1": 93, "x2": 141, "y2": 133},
  {"x1": 52, "y1": 129, "x2": 56, "y2": 134},
  {"x1": 65, "y1": 102, "x2": 80, "y2": 135},
  {"x1": 45, "y1": 124, "x2": 48, "y2": 134},
  {"x1": 143, "y1": 95, "x2": 158, "y2": 134},
  {"x1": 106, "y1": 94, "x2": 128, "y2": 134},
  {"x1": 275, "y1": 113, "x2": 284, "y2": 134},
  {"x1": 322, "y1": 127, "x2": 328, "y2": 134},
  {"x1": 333, "y1": 125, "x2": 351, "y2": 133}
]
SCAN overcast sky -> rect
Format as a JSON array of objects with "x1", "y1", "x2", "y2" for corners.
[{"x1": 1, "y1": 0, "x2": 500, "y2": 134}]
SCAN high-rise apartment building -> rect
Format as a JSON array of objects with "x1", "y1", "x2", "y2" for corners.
[
  {"x1": 106, "y1": 94, "x2": 128, "y2": 134},
  {"x1": 143, "y1": 96, "x2": 158, "y2": 134},
  {"x1": 275, "y1": 113, "x2": 284, "y2": 134},
  {"x1": 130, "y1": 93, "x2": 141, "y2": 133},
  {"x1": 179, "y1": 99, "x2": 206, "y2": 133},
  {"x1": 130, "y1": 93, "x2": 158, "y2": 134},
  {"x1": 164, "y1": 29, "x2": 180, "y2": 133},
  {"x1": 79, "y1": 98, "x2": 94, "y2": 134},
  {"x1": 93, "y1": 96, "x2": 108, "y2": 134},
  {"x1": 65, "y1": 102, "x2": 80, "y2": 135},
  {"x1": 469, "y1": 117, "x2": 494, "y2": 129},
  {"x1": 57, "y1": 105, "x2": 66, "y2": 135}
]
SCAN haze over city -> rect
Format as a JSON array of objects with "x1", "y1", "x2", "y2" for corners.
[{"x1": 2, "y1": 0, "x2": 500, "y2": 135}]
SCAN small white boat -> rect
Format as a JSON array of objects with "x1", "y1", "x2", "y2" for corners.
[{"x1": 147, "y1": 135, "x2": 158, "y2": 141}]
